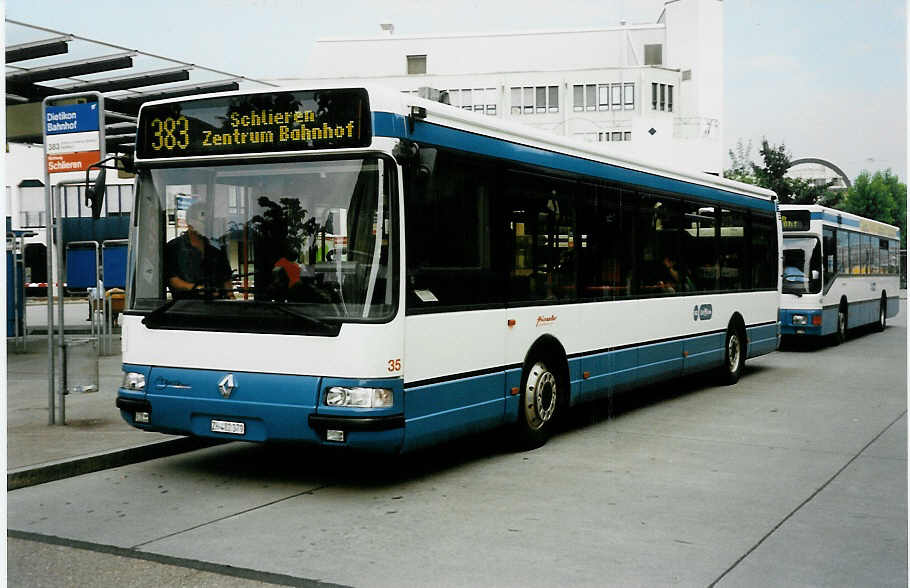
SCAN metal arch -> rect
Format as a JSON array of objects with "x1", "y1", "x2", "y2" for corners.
[{"x1": 789, "y1": 157, "x2": 852, "y2": 189}]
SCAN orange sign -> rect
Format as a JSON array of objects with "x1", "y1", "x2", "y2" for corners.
[{"x1": 47, "y1": 151, "x2": 100, "y2": 174}]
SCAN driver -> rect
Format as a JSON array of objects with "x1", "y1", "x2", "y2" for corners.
[{"x1": 165, "y1": 202, "x2": 233, "y2": 299}]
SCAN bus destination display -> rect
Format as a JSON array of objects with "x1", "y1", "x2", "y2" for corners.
[
  {"x1": 780, "y1": 210, "x2": 810, "y2": 231},
  {"x1": 136, "y1": 89, "x2": 370, "y2": 159}
]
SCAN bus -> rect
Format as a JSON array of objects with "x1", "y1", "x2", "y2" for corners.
[
  {"x1": 115, "y1": 86, "x2": 781, "y2": 452},
  {"x1": 779, "y1": 204, "x2": 901, "y2": 343}
]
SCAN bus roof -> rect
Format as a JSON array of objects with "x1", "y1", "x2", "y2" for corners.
[
  {"x1": 136, "y1": 84, "x2": 777, "y2": 205},
  {"x1": 780, "y1": 204, "x2": 901, "y2": 239}
]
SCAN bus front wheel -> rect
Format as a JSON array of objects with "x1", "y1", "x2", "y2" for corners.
[
  {"x1": 719, "y1": 323, "x2": 745, "y2": 385},
  {"x1": 516, "y1": 358, "x2": 563, "y2": 449}
]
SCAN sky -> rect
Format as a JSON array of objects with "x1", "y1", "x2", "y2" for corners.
[{"x1": 5, "y1": 0, "x2": 908, "y2": 182}]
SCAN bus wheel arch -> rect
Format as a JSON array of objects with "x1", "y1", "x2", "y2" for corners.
[
  {"x1": 515, "y1": 335, "x2": 569, "y2": 449},
  {"x1": 718, "y1": 314, "x2": 747, "y2": 385}
]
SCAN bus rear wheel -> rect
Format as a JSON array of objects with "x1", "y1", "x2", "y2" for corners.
[
  {"x1": 833, "y1": 305, "x2": 847, "y2": 345},
  {"x1": 876, "y1": 297, "x2": 887, "y2": 332},
  {"x1": 516, "y1": 358, "x2": 563, "y2": 449},
  {"x1": 718, "y1": 323, "x2": 745, "y2": 385}
]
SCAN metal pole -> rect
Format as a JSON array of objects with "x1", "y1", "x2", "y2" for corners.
[
  {"x1": 56, "y1": 183, "x2": 66, "y2": 424},
  {"x1": 44, "y1": 177, "x2": 55, "y2": 424},
  {"x1": 11, "y1": 236, "x2": 20, "y2": 342},
  {"x1": 18, "y1": 235, "x2": 29, "y2": 349}
]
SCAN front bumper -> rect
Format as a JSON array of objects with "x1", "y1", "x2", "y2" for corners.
[
  {"x1": 779, "y1": 308, "x2": 825, "y2": 336},
  {"x1": 116, "y1": 364, "x2": 405, "y2": 452}
]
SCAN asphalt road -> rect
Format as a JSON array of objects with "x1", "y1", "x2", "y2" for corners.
[{"x1": 7, "y1": 305, "x2": 907, "y2": 587}]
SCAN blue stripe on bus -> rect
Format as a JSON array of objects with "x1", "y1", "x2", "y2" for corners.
[
  {"x1": 780, "y1": 296, "x2": 897, "y2": 337},
  {"x1": 121, "y1": 325, "x2": 776, "y2": 452},
  {"x1": 402, "y1": 329, "x2": 744, "y2": 451},
  {"x1": 809, "y1": 211, "x2": 861, "y2": 227},
  {"x1": 746, "y1": 322, "x2": 780, "y2": 355},
  {"x1": 372, "y1": 112, "x2": 776, "y2": 213}
]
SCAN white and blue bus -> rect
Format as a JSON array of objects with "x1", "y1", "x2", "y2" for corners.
[
  {"x1": 779, "y1": 204, "x2": 901, "y2": 343},
  {"x1": 116, "y1": 86, "x2": 780, "y2": 452}
]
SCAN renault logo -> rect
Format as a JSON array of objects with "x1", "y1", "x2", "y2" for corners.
[{"x1": 218, "y1": 374, "x2": 236, "y2": 399}]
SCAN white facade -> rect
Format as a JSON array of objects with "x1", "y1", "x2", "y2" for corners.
[{"x1": 278, "y1": 0, "x2": 723, "y2": 175}]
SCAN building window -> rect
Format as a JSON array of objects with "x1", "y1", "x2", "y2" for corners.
[
  {"x1": 651, "y1": 83, "x2": 674, "y2": 112},
  {"x1": 644, "y1": 44, "x2": 663, "y2": 66},
  {"x1": 586, "y1": 85, "x2": 596, "y2": 111},
  {"x1": 407, "y1": 55, "x2": 427, "y2": 75},
  {"x1": 574, "y1": 84, "x2": 597, "y2": 111},
  {"x1": 598, "y1": 84, "x2": 610, "y2": 111},
  {"x1": 574, "y1": 131, "x2": 631, "y2": 143},
  {"x1": 451, "y1": 87, "x2": 497, "y2": 115},
  {"x1": 611, "y1": 84, "x2": 622, "y2": 109},
  {"x1": 623, "y1": 83, "x2": 634, "y2": 110},
  {"x1": 535, "y1": 87, "x2": 546, "y2": 113},
  {"x1": 510, "y1": 85, "x2": 557, "y2": 115}
]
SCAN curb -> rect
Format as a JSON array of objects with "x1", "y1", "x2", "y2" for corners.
[{"x1": 7, "y1": 437, "x2": 219, "y2": 490}]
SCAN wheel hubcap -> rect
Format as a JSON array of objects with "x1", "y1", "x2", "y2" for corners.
[
  {"x1": 727, "y1": 333, "x2": 740, "y2": 373},
  {"x1": 524, "y1": 363, "x2": 557, "y2": 430}
]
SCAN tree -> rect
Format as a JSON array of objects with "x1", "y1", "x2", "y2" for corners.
[
  {"x1": 725, "y1": 139, "x2": 755, "y2": 185},
  {"x1": 842, "y1": 170, "x2": 907, "y2": 248},
  {"x1": 789, "y1": 176, "x2": 838, "y2": 206},
  {"x1": 751, "y1": 139, "x2": 794, "y2": 202}
]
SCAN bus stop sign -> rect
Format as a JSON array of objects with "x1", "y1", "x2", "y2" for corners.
[{"x1": 44, "y1": 100, "x2": 102, "y2": 174}]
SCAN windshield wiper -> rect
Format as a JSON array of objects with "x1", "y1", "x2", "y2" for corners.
[
  {"x1": 142, "y1": 298, "x2": 180, "y2": 327},
  {"x1": 254, "y1": 301, "x2": 334, "y2": 331}
]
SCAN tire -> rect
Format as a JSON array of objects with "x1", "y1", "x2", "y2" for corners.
[
  {"x1": 876, "y1": 297, "x2": 886, "y2": 332},
  {"x1": 833, "y1": 305, "x2": 847, "y2": 345},
  {"x1": 719, "y1": 323, "x2": 745, "y2": 385},
  {"x1": 516, "y1": 357, "x2": 563, "y2": 449}
]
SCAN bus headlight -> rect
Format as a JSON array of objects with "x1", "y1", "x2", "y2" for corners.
[
  {"x1": 122, "y1": 372, "x2": 146, "y2": 391},
  {"x1": 791, "y1": 314, "x2": 807, "y2": 326},
  {"x1": 325, "y1": 387, "x2": 394, "y2": 408}
]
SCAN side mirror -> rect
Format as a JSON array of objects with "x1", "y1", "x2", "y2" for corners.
[
  {"x1": 417, "y1": 147, "x2": 437, "y2": 180},
  {"x1": 85, "y1": 167, "x2": 106, "y2": 219}
]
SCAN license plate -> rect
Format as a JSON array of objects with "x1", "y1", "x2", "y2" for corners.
[{"x1": 211, "y1": 419, "x2": 245, "y2": 435}]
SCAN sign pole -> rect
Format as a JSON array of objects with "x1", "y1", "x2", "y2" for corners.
[{"x1": 42, "y1": 91, "x2": 105, "y2": 425}]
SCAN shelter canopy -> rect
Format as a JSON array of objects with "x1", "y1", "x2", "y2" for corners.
[{"x1": 6, "y1": 19, "x2": 278, "y2": 160}]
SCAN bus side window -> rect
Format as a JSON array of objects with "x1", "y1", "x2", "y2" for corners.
[
  {"x1": 506, "y1": 171, "x2": 577, "y2": 303},
  {"x1": 577, "y1": 183, "x2": 626, "y2": 299},
  {"x1": 404, "y1": 148, "x2": 501, "y2": 310},
  {"x1": 749, "y1": 212, "x2": 777, "y2": 290},
  {"x1": 823, "y1": 227, "x2": 836, "y2": 287}
]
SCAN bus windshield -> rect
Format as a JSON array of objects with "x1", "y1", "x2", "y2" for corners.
[
  {"x1": 130, "y1": 156, "x2": 396, "y2": 333},
  {"x1": 782, "y1": 236, "x2": 822, "y2": 295}
]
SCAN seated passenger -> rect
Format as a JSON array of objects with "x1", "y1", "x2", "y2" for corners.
[{"x1": 165, "y1": 203, "x2": 233, "y2": 299}]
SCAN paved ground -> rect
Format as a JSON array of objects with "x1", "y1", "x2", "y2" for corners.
[
  {"x1": 7, "y1": 300, "x2": 192, "y2": 481},
  {"x1": 5, "y1": 300, "x2": 906, "y2": 587}
]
